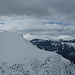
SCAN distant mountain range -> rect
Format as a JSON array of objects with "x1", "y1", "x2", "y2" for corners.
[{"x1": 30, "y1": 39, "x2": 75, "y2": 64}]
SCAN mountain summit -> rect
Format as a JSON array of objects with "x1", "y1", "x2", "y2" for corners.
[{"x1": 0, "y1": 32, "x2": 75, "y2": 75}]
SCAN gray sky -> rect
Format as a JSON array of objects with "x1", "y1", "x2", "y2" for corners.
[
  {"x1": 0, "y1": 0, "x2": 75, "y2": 40},
  {"x1": 0, "y1": 0, "x2": 75, "y2": 20}
]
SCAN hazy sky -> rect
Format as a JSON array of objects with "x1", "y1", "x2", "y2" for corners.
[{"x1": 0, "y1": 0, "x2": 75, "y2": 39}]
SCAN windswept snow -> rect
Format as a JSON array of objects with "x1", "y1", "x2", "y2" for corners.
[
  {"x1": 0, "y1": 32, "x2": 56, "y2": 64},
  {"x1": 0, "y1": 32, "x2": 75, "y2": 75}
]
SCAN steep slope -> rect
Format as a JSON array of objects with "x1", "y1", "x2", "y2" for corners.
[
  {"x1": 30, "y1": 39, "x2": 75, "y2": 63},
  {"x1": 0, "y1": 32, "x2": 75, "y2": 75}
]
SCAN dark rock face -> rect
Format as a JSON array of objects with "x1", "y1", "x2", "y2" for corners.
[{"x1": 30, "y1": 39, "x2": 75, "y2": 63}]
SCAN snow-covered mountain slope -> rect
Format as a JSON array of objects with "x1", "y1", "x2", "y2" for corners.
[
  {"x1": 0, "y1": 32, "x2": 75, "y2": 75},
  {"x1": 30, "y1": 39, "x2": 75, "y2": 63}
]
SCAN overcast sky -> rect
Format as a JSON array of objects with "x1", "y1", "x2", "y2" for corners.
[
  {"x1": 0, "y1": 0, "x2": 75, "y2": 39},
  {"x1": 0, "y1": 0, "x2": 75, "y2": 19}
]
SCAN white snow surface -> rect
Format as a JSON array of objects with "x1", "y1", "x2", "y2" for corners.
[
  {"x1": 0, "y1": 32, "x2": 75, "y2": 75},
  {"x1": 0, "y1": 32, "x2": 55, "y2": 64}
]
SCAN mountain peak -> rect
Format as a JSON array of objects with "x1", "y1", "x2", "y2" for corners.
[{"x1": 0, "y1": 32, "x2": 75, "y2": 75}]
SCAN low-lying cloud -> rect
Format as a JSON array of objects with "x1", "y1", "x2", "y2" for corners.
[{"x1": 0, "y1": 16, "x2": 75, "y2": 37}]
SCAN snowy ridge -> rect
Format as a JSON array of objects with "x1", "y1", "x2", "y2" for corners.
[
  {"x1": 0, "y1": 32, "x2": 75, "y2": 75},
  {"x1": 30, "y1": 39, "x2": 75, "y2": 63}
]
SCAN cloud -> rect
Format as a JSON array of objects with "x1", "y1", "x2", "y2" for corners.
[
  {"x1": 0, "y1": 0, "x2": 75, "y2": 40},
  {"x1": 0, "y1": 16, "x2": 75, "y2": 40},
  {"x1": 0, "y1": 0, "x2": 75, "y2": 20}
]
